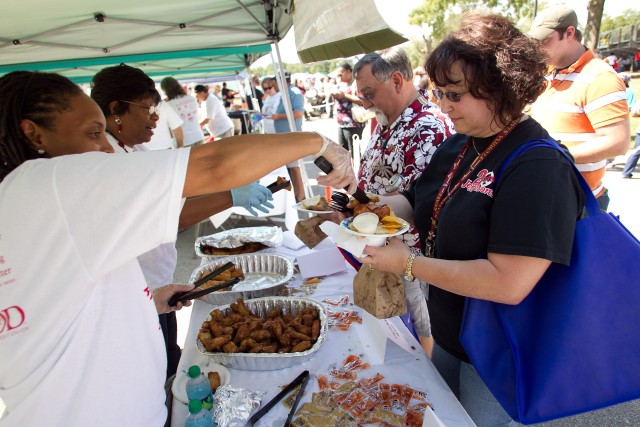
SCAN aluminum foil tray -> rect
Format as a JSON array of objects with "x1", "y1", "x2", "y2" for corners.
[
  {"x1": 194, "y1": 226, "x2": 282, "y2": 258},
  {"x1": 190, "y1": 254, "x2": 294, "y2": 305},
  {"x1": 196, "y1": 297, "x2": 328, "y2": 370}
]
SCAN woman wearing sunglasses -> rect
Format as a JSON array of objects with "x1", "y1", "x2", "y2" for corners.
[
  {"x1": 355, "y1": 13, "x2": 584, "y2": 426},
  {"x1": 260, "y1": 77, "x2": 280, "y2": 134}
]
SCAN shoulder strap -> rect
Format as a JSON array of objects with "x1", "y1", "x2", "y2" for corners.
[{"x1": 494, "y1": 138, "x2": 599, "y2": 217}]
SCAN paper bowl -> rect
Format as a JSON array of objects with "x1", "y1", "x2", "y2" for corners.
[
  {"x1": 196, "y1": 297, "x2": 328, "y2": 370},
  {"x1": 190, "y1": 254, "x2": 294, "y2": 306}
]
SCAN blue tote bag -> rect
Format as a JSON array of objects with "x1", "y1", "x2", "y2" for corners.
[{"x1": 459, "y1": 139, "x2": 640, "y2": 424}]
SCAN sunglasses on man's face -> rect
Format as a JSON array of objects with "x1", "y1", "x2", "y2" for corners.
[
  {"x1": 263, "y1": 86, "x2": 274, "y2": 91},
  {"x1": 431, "y1": 89, "x2": 469, "y2": 103}
]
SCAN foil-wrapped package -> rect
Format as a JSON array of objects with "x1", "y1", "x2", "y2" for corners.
[
  {"x1": 213, "y1": 384, "x2": 265, "y2": 427},
  {"x1": 195, "y1": 226, "x2": 283, "y2": 257}
]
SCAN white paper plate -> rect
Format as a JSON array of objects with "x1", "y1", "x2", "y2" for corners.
[
  {"x1": 293, "y1": 201, "x2": 333, "y2": 214},
  {"x1": 171, "y1": 363, "x2": 230, "y2": 404},
  {"x1": 340, "y1": 217, "x2": 410, "y2": 238}
]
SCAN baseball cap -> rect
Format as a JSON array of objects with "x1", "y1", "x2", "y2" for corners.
[{"x1": 528, "y1": 5, "x2": 578, "y2": 41}]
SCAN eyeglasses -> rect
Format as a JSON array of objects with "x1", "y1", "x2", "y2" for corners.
[
  {"x1": 431, "y1": 89, "x2": 469, "y2": 103},
  {"x1": 356, "y1": 80, "x2": 385, "y2": 103},
  {"x1": 119, "y1": 100, "x2": 159, "y2": 116}
]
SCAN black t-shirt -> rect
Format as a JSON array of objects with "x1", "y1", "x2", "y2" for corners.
[{"x1": 405, "y1": 117, "x2": 584, "y2": 362}]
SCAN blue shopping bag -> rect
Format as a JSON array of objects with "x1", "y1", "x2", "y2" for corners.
[{"x1": 460, "y1": 140, "x2": 640, "y2": 424}]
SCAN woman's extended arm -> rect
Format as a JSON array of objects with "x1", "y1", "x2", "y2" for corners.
[
  {"x1": 182, "y1": 132, "x2": 355, "y2": 198},
  {"x1": 360, "y1": 239, "x2": 550, "y2": 305}
]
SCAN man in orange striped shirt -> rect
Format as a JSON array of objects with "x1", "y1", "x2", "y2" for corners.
[{"x1": 529, "y1": 5, "x2": 630, "y2": 211}]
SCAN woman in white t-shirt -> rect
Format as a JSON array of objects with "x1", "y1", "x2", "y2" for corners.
[
  {"x1": 160, "y1": 76, "x2": 205, "y2": 147},
  {"x1": 261, "y1": 77, "x2": 281, "y2": 134},
  {"x1": 0, "y1": 70, "x2": 354, "y2": 427}
]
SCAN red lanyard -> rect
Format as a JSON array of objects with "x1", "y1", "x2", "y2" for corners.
[{"x1": 424, "y1": 118, "x2": 519, "y2": 257}]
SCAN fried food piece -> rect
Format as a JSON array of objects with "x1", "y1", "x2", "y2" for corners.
[
  {"x1": 353, "y1": 203, "x2": 391, "y2": 220},
  {"x1": 209, "y1": 321, "x2": 233, "y2": 337},
  {"x1": 311, "y1": 320, "x2": 320, "y2": 341},
  {"x1": 267, "y1": 307, "x2": 282, "y2": 319},
  {"x1": 219, "y1": 313, "x2": 243, "y2": 327},
  {"x1": 231, "y1": 298, "x2": 252, "y2": 316},
  {"x1": 222, "y1": 341, "x2": 238, "y2": 353},
  {"x1": 210, "y1": 309, "x2": 224, "y2": 322},
  {"x1": 248, "y1": 329, "x2": 272, "y2": 342},
  {"x1": 277, "y1": 333, "x2": 291, "y2": 348},
  {"x1": 303, "y1": 277, "x2": 322, "y2": 285},
  {"x1": 292, "y1": 322, "x2": 312, "y2": 337},
  {"x1": 287, "y1": 327, "x2": 312, "y2": 342},
  {"x1": 238, "y1": 338, "x2": 257, "y2": 352},
  {"x1": 302, "y1": 195, "x2": 329, "y2": 211},
  {"x1": 302, "y1": 313, "x2": 314, "y2": 327},
  {"x1": 207, "y1": 371, "x2": 221, "y2": 392},
  {"x1": 291, "y1": 340, "x2": 312, "y2": 352},
  {"x1": 199, "y1": 331, "x2": 232, "y2": 351},
  {"x1": 234, "y1": 322, "x2": 252, "y2": 342}
]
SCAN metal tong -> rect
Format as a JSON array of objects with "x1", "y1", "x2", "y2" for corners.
[
  {"x1": 314, "y1": 156, "x2": 371, "y2": 205},
  {"x1": 247, "y1": 370, "x2": 310, "y2": 426},
  {"x1": 167, "y1": 261, "x2": 234, "y2": 307}
]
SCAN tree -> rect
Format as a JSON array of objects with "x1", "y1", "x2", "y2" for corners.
[
  {"x1": 583, "y1": 0, "x2": 606, "y2": 50},
  {"x1": 600, "y1": 9, "x2": 640, "y2": 32},
  {"x1": 409, "y1": 0, "x2": 532, "y2": 56}
]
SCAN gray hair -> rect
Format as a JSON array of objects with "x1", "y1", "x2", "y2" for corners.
[{"x1": 354, "y1": 47, "x2": 413, "y2": 82}]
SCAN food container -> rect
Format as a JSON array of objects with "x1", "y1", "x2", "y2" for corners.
[
  {"x1": 190, "y1": 254, "x2": 294, "y2": 305},
  {"x1": 195, "y1": 226, "x2": 283, "y2": 258},
  {"x1": 196, "y1": 297, "x2": 328, "y2": 370}
]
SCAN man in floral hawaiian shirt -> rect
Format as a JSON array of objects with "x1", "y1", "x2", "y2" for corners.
[{"x1": 354, "y1": 47, "x2": 455, "y2": 356}]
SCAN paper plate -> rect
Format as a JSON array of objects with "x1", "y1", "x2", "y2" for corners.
[
  {"x1": 340, "y1": 217, "x2": 409, "y2": 238},
  {"x1": 171, "y1": 363, "x2": 230, "y2": 404},
  {"x1": 293, "y1": 201, "x2": 333, "y2": 214}
]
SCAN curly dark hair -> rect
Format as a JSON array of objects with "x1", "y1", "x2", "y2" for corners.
[
  {"x1": 90, "y1": 64, "x2": 160, "y2": 118},
  {"x1": 0, "y1": 71, "x2": 84, "y2": 182},
  {"x1": 160, "y1": 77, "x2": 186, "y2": 100},
  {"x1": 425, "y1": 13, "x2": 547, "y2": 127}
]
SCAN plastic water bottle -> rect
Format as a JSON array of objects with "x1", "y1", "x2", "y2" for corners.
[
  {"x1": 185, "y1": 399, "x2": 214, "y2": 427},
  {"x1": 186, "y1": 365, "x2": 213, "y2": 412}
]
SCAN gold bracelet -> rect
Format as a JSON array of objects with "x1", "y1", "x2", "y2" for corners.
[{"x1": 403, "y1": 253, "x2": 416, "y2": 281}]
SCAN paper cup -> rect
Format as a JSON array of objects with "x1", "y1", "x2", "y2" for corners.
[
  {"x1": 365, "y1": 235, "x2": 387, "y2": 247},
  {"x1": 352, "y1": 213, "x2": 379, "y2": 234}
]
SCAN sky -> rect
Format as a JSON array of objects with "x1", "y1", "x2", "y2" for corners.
[{"x1": 251, "y1": 0, "x2": 634, "y2": 67}]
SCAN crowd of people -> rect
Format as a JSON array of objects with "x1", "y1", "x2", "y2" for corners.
[{"x1": 0, "y1": 4, "x2": 636, "y2": 427}]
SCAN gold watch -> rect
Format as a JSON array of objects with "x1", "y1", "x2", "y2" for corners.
[{"x1": 403, "y1": 253, "x2": 417, "y2": 281}]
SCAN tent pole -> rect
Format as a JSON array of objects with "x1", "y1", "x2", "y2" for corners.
[{"x1": 271, "y1": 40, "x2": 312, "y2": 200}]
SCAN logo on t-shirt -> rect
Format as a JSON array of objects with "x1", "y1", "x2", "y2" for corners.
[
  {"x1": 461, "y1": 169, "x2": 495, "y2": 198},
  {"x1": 0, "y1": 305, "x2": 27, "y2": 339}
]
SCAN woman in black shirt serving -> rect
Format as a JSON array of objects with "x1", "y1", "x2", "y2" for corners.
[{"x1": 358, "y1": 13, "x2": 584, "y2": 427}]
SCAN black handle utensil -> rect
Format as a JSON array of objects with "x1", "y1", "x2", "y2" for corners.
[
  {"x1": 247, "y1": 370, "x2": 310, "y2": 426},
  {"x1": 167, "y1": 261, "x2": 234, "y2": 307},
  {"x1": 266, "y1": 179, "x2": 291, "y2": 194},
  {"x1": 171, "y1": 277, "x2": 240, "y2": 305},
  {"x1": 314, "y1": 156, "x2": 370, "y2": 204}
]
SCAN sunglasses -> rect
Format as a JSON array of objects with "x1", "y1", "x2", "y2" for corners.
[
  {"x1": 263, "y1": 86, "x2": 274, "y2": 91},
  {"x1": 119, "y1": 100, "x2": 159, "y2": 116},
  {"x1": 431, "y1": 89, "x2": 469, "y2": 103}
]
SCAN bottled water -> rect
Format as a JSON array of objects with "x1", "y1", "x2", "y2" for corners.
[
  {"x1": 185, "y1": 365, "x2": 213, "y2": 411},
  {"x1": 185, "y1": 399, "x2": 214, "y2": 427}
]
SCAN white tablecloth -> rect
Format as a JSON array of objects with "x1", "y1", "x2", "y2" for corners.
[{"x1": 171, "y1": 247, "x2": 475, "y2": 427}]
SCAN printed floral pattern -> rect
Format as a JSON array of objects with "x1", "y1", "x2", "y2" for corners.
[{"x1": 357, "y1": 90, "x2": 455, "y2": 248}]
